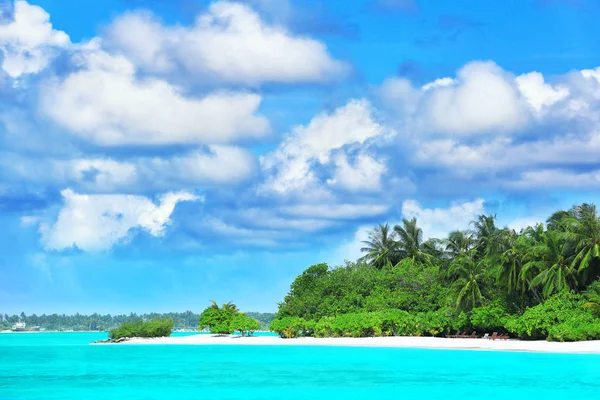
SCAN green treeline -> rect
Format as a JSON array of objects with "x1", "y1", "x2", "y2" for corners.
[
  {"x1": 0, "y1": 311, "x2": 275, "y2": 331},
  {"x1": 270, "y1": 204, "x2": 600, "y2": 341}
]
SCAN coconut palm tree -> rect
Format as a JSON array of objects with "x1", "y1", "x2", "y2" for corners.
[
  {"x1": 448, "y1": 249, "x2": 488, "y2": 311},
  {"x1": 583, "y1": 281, "x2": 600, "y2": 316},
  {"x1": 393, "y1": 218, "x2": 432, "y2": 265},
  {"x1": 471, "y1": 214, "x2": 510, "y2": 258},
  {"x1": 521, "y1": 230, "x2": 577, "y2": 299},
  {"x1": 209, "y1": 300, "x2": 239, "y2": 313},
  {"x1": 443, "y1": 230, "x2": 476, "y2": 260},
  {"x1": 359, "y1": 223, "x2": 399, "y2": 268},
  {"x1": 562, "y1": 204, "x2": 600, "y2": 287}
]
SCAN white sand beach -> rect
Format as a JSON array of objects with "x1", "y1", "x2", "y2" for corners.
[{"x1": 106, "y1": 334, "x2": 600, "y2": 354}]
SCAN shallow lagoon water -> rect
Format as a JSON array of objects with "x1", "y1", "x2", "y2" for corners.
[{"x1": 1, "y1": 332, "x2": 600, "y2": 399}]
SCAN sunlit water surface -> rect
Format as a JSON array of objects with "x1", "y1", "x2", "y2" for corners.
[{"x1": 1, "y1": 332, "x2": 600, "y2": 399}]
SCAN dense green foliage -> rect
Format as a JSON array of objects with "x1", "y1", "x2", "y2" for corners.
[
  {"x1": 0, "y1": 311, "x2": 275, "y2": 331},
  {"x1": 272, "y1": 204, "x2": 600, "y2": 341},
  {"x1": 198, "y1": 301, "x2": 262, "y2": 335},
  {"x1": 229, "y1": 314, "x2": 262, "y2": 336},
  {"x1": 109, "y1": 318, "x2": 174, "y2": 339}
]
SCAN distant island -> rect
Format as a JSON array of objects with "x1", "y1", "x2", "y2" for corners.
[
  {"x1": 269, "y1": 203, "x2": 600, "y2": 342},
  {"x1": 101, "y1": 301, "x2": 264, "y2": 342},
  {"x1": 1, "y1": 310, "x2": 275, "y2": 333}
]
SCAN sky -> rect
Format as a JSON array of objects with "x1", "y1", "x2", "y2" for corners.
[{"x1": 1, "y1": 0, "x2": 600, "y2": 314}]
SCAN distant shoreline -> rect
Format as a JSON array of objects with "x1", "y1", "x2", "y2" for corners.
[{"x1": 95, "y1": 334, "x2": 600, "y2": 354}]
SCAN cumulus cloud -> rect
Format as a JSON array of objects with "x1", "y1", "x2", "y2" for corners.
[
  {"x1": 260, "y1": 99, "x2": 391, "y2": 196},
  {"x1": 424, "y1": 62, "x2": 530, "y2": 135},
  {"x1": 40, "y1": 46, "x2": 270, "y2": 146},
  {"x1": 327, "y1": 152, "x2": 387, "y2": 192},
  {"x1": 516, "y1": 71, "x2": 569, "y2": 113},
  {"x1": 0, "y1": 0, "x2": 69, "y2": 78},
  {"x1": 105, "y1": 1, "x2": 346, "y2": 84},
  {"x1": 401, "y1": 198, "x2": 486, "y2": 240},
  {"x1": 42, "y1": 189, "x2": 201, "y2": 251}
]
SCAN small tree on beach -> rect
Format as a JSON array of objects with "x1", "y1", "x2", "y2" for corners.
[
  {"x1": 229, "y1": 314, "x2": 261, "y2": 336},
  {"x1": 198, "y1": 300, "x2": 241, "y2": 334}
]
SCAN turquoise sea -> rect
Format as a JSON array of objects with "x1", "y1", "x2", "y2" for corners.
[{"x1": 1, "y1": 332, "x2": 600, "y2": 399}]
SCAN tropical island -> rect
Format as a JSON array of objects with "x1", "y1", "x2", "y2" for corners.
[
  {"x1": 268, "y1": 204, "x2": 600, "y2": 342},
  {"x1": 104, "y1": 203, "x2": 600, "y2": 351}
]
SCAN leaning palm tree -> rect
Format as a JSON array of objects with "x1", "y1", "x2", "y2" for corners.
[
  {"x1": 359, "y1": 223, "x2": 399, "y2": 268},
  {"x1": 521, "y1": 230, "x2": 577, "y2": 299},
  {"x1": 393, "y1": 218, "x2": 432, "y2": 265},
  {"x1": 448, "y1": 249, "x2": 488, "y2": 311}
]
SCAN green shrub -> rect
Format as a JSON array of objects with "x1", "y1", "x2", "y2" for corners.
[
  {"x1": 210, "y1": 322, "x2": 233, "y2": 335},
  {"x1": 547, "y1": 314, "x2": 600, "y2": 341},
  {"x1": 109, "y1": 318, "x2": 174, "y2": 339},
  {"x1": 505, "y1": 291, "x2": 598, "y2": 340},
  {"x1": 270, "y1": 317, "x2": 313, "y2": 338},
  {"x1": 229, "y1": 314, "x2": 261, "y2": 336},
  {"x1": 414, "y1": 309, "x2": 454, "y2": 336},
  {"x1": 470, "y1": 303, "x2": 510, "y2": 332}
]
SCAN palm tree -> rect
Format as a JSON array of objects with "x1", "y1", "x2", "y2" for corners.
[
  {"x1": 359, "y1": 223, "x2": 399, "y2": 268},
  {"x1": 471, "y1": 214, "x2": 509, "y2": 258},
  {"x1": 209, "y1": 300, "x2": 239, "y2": 313},
  {"x1": 443, "y1": 230, "x2": 476, "y2": 259},
  {"x1": 499, "y1": 224, "x2": 544, "y2": 303},
  {"x1": 393, "y1": 218, "x2": 432, "y2": 265},
  {"x1": 448, "y1": 249, "x2": 488, "y2": 311},
  {"x1": 521, "y1": 230, "x2": 577, "y2": 299},
  {"x1": 562, "y1": 204, "x2": 600, "y2": 287},
  {"x1": 583, "y1": 281, "x2": 600, "y2": 316}
]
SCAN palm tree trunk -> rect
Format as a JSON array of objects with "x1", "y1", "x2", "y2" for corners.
[{"x1": 527, "y1": 279, "x2": 542, "y2": 304}]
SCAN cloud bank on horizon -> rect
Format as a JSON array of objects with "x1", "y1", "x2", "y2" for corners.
[{"x1": 1, "y1": 0, "x2": 600, "y2": 313}]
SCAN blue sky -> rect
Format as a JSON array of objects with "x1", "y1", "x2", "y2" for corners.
[{"x1": 2, "y1": 0, "x2": 600, "y2": 314}]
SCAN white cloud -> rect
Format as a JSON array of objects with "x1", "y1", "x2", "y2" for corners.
[
  {"x1": 105, "y1": 1, "x2": 346, "y2": 84},
  {"x1": 424, "y1": 62, "x2": 530, "y2": 135},
  {"x1": 0, "y1": 0, "x2": 69, "y2": 78},
  {"x1": 66, "y1": 159, "x2": 138, "y2": 191},
  {"x1": 280, "y1": 203, "x2": 389, "y2": 219},
  {"x1": 401, "y1": 198, "x2": 486, "y2": 240},
  {"x1": 505, "y1": 216, "x2": 545, "y2": 232},
  {"x1": 40, "y1": 46, "x2": 270, "y2": 146},
  {"x1": 42, "y1": 189, "x2": 201, "y2": 251},
  {"x1": 1, "y1": 145, "x2": 256, "y2": 191},
  {"x1": 260, "y1": 99, "x2": 391, "y2": 195},
  {"x1": 414, "y1": 131, "x2": 600, "y2": 173},
  {"x1": 140, "y1": 145, "x2": 257, "y2": 185},
  {"x1": 327, "y1": 225, "x2": 371, "y2": 266},
  {"x1": 516, "y1": 71, "x2": 569, "y2": 113},
  {"x1": 239, "y1": 208, "x2": 334, "y2": 232},
  {"x1": 20, "y1": 215, "x2": 39, "y2": 227},
  {"x1": 421, "y1": 77, "x2": 455, "y2": 91},
  {"x1": 509, "y1": 169, "x2": 600, "y2": 190},
  {"x1": 202, "y1": 216, "x2": 279, "y2": 247},
  {"x1": 327, "y1": 152, "x2": 387, "y2": 192}
]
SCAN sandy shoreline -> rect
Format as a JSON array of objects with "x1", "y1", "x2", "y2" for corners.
[{"x1": 100, "y1": 334, "x2": 600, "y2": 354}]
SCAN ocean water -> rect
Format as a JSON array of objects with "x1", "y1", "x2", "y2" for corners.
[{"x1": 1, "y1": 332, "x2": 600, "y2": 399}]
